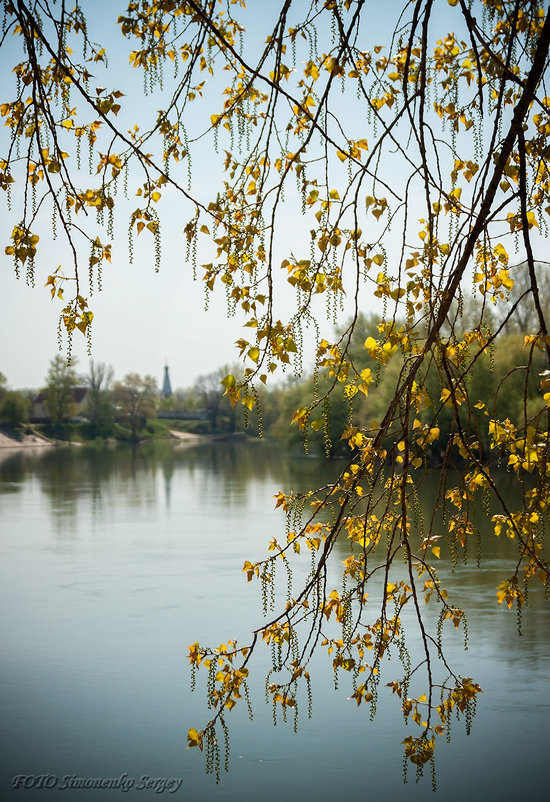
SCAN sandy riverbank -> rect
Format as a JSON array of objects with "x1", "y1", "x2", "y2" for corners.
[
  {"x1": 0, "y1": 426, "x2": 243, "y2": 450},
  {"x1": 0, "y1": 426, "x2": 53, "y2": 449},
  {"x1": 168, "y1": 430, "x2": 206, "y2": 446}
]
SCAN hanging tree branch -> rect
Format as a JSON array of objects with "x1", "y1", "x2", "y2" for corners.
[{"x1": 2, "y1": 0, "x2": 550, "y2": 787}]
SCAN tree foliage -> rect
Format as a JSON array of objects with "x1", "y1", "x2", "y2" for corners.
[
  {"x1": 112, "y1": 372, "x2": 158, "y2": 439},
  {"x1": 86, "y1": 359, "x2": 115, "y2": 437},
  {"x1": 0, "y1": 389, "x2": 31, "y2": 427},
  {"x1": 2, "y1": 0, "x2": 550, "y2": 785},
  {"x1": 42, "y1": 353, "x2": 78, "y2": 427}
]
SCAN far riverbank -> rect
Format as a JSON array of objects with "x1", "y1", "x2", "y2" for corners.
[
  {"x1": 0, "y1": 424, "x2": 251, "y2": 451},
  {"x1": 0, "y1": 425, "x2": 53, "y2": 449}
]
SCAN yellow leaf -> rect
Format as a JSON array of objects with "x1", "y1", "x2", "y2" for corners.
[
  {"x1": 337, "y1": 150, "x2": 348, "y2": 162},
  {"x1": 221, "y1": 374, "x2": 236, "y2": 390},
  {"x1": 248, "y1": 347, "x2": 260, "y2": 363},
  {"x1": 187, "y1": 728, "x2": 202, "y2": 750}
]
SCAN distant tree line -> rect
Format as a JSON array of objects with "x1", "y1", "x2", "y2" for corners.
[
  {"x1": 266, "y1": 263, "x2": 550, "y2": 460},
  {"x1": 2, "y1": 268, "x2": 547, "y2": 451},
  {"x1": 0, "y1": 358, "x2": 158, "y2": 441}
]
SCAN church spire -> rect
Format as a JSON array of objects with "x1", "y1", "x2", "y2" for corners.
[{"x1": 161, "y1": 362, "x2": 172, "y2": 399}]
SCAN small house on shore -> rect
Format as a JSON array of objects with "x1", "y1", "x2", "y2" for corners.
[{"x1": 31, "y1": 387, "x2": 88, "y2": 423}]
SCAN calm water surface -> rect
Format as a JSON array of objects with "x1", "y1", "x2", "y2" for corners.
[{"x1": 0, "y1": 441, "x2": 548, "y2": 801}]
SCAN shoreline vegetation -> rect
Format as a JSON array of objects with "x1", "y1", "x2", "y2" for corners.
[
  {"x1": 0, "y1": 423, "x2": 249, "y2": 450},
  {"x1": 2, "y1": 318, "x2": 547, "y2": 460}
]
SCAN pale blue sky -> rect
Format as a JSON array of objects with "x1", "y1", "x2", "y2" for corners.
[
  {"x1": 1, "y1": 0, "x2": 254, "y2": 390},
  {"x1": 0, "y1": 0, "x2": 345, "y2": 389},
  {"x1": 0, "y1": 0, "x2": 526, "y2": 393}
]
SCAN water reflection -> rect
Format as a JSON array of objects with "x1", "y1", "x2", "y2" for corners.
[
  {"x1": 0, "y1": 446, "x2": 51, "y2": 489},
  {"x1": 0, "y1": 440, "x2": 548, "y2": 802},
  {"x1": 0, "y1": 439, "x2": 340, "y2": 528}
]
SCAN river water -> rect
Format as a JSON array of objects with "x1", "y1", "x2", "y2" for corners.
[{"x1": 0, "y1": 441, "x2": 548, "y2": 801}]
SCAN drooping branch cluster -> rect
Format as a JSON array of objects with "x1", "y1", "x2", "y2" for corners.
[{"x1": 2, "y1": 0, "x2": 550, "y2": 785}]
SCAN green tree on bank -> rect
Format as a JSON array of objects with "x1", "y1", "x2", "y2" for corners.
[
  {"x1": 42, "y1": 356, "x2": 78, "y2": 430},
  {"x1": 0, "y1": 389, "x2": 31, "y2": 428},
  {"x1": 85, "y1": 361, "x2": 115, "y2": 438},
  {"x1": 112, "y1": 373, "x2": 158, "y2": 440}
]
